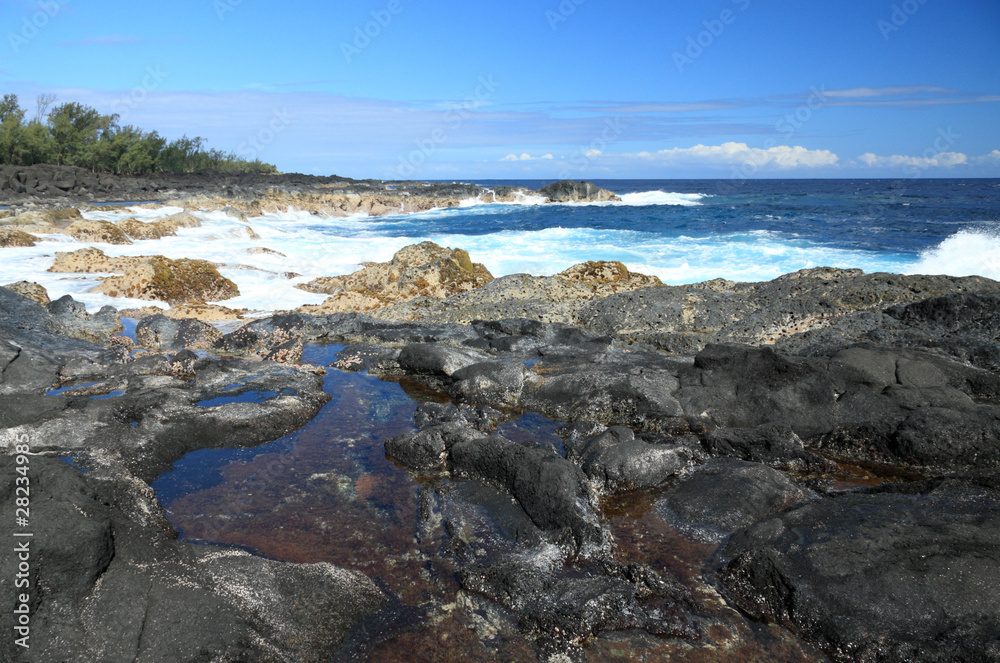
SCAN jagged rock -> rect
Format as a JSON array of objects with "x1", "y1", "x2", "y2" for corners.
[
  {"x1": 3, "y1": 280, "x2": 50, "y2": 306},
  {"x1": 151, "y1": 211, "x2": 201, "y2": 234},
  {"x1": 385, "y1": 423, "x2": 484, "y2": 471},
  {"x1": 136, "y1": 314, "x2": 223, "y2": 350},
  {"x1": 396, "y1": 343, "x2": 491, "y2": 380},
  {"x1": 117, "y1": 217, "x2": 164, "y2": 240},
  {"x1": 557, "y1": 260, "x2": 662, "y2": 294},
  {"x1": 0, "y1": 228, "x2": 37, "y2": 247},
  {"x1": 719, "y1": 477, "x2": 1000, "y2": 663},
  {"x1": 123, "y1": 303, "x2": 248, "y2": 323},
  {"x1": 578, "y1": 270, "x2": 1000, "y2": 354},
  {"x1": 373, "y1": 265, "x2": 662, "y2": 325},
  {"x1": 66, "y1": 219, "x2": 133, "y2": 245},
  {"x1": 328, "y1": 343, "x2": 401, "y2": 373},
  {"x1": 49, "y1": 247, "x2": 137, "y2": 273},
  {"x1": 449, "y1": 360, "x2": 530, "y2": 407},
  {"x1": 538, "y1": 180, "x2": 620, "y2": 203},
  {"x1": 410, "y1": 402, "x2": 502, "y2": 433},
  {"x1": 702, "y1": 423, "x2": 830, "y2": 470},
  {"x1": 213, "y1": 313, "x2": 304, "y2": 358},
  {"x1": 97, "y1": 257, "x2": 240, "y2": 305},
  {"x1": 448, "y1": 434, "x2": 609, "y2": 557},
  {"x1": 0, "y1": 206, "x2": 82, "y2": 232},
  {"x1": 462, "y1": 557, "x2": 697, "y2": 652},
  {"x1": 522, "y1": 353, "x2": 685, "y2": 431},
  {"x1": 676, "y1": 344, "x2": 1000, "y2": 471},
  {"x1": 0, "y1": 455, "x2": 385, "y2": 663},
  {"x1": 44, "y1": 294, "x2": 123, "y2": 344},
  {"x1": 296, "y1": 241, "x2": 493, "y2": 315}
]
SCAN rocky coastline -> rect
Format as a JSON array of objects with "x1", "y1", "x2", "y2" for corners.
[{"x1": 1, "y1": 170, "x2": 999, "y2": 662}]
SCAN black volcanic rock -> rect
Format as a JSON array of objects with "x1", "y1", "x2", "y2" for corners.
[
  {"x1": 661, "y1": 459, "x2": 814, "y2": 539},
  {"x1": 537, "y1": 180, "x2": 619, "y2": 203},
  {"x1": 0, "y1": 456, "x2": 386, "y2": 663},
  {"x1": 571, "y1": 425, "x2": 695, "y2": 494},
  {"x1": 0, "y1": 164, "x2": 483, "y2": 206},
  {"x1": 718, "y1": 476, "x2": 1000, "y2": 663},
  {"x1": 136, "y1": 313, "x2": 222, "y2": 350},
  {"x1": 0, "y1": 284, "x2": 383, "y2": 662}
]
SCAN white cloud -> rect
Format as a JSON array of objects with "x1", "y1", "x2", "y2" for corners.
[
  {"x1": 824, "y1": 86, "x2": 956, "y2": 99},
  {"x1": 856, "y1": 151, "x2": 968, "y2": 169},
  {"x1": 623, "y1": 142, "x2": 839, "y2": 169},
  {"x1": 500, "y1": 152, "x2": 553, "y2": 162},
  {"x1": 972, "y1": 150, "x2": 1000, "y2": 165}
]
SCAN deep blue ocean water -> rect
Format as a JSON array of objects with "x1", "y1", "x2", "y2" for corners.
[{"x1": 386, "y1": 178, "x2": 1000, "y2": 284}]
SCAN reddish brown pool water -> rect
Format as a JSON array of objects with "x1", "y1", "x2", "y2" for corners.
[{"x1": 153, "y1": 344, "x2": 839, "y2": 662}]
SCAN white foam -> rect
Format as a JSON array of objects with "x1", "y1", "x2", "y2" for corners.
[
  {"x1": 2, "y1": 203, "x2": 983, "y2": 314},
  {"x1": 460, "y1": 190, "x2": 549, "y2": 207},
  {"x1": 906, "y1": 229, "x2": 1000, "y2": 280},
  {"x1": 457, "y1": 190, "x2": 707, "y2": 209},
  {"x1": 616, "y1": 191, "x2": 706, "y2": 207}
]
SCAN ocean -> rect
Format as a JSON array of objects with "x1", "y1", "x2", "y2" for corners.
[{"x1": 4, "y1": 178, "x2": 999, "y2": 313}]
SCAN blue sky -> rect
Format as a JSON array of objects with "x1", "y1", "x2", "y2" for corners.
[{"x1": 1, "y1": 0, "x2": 998, "y2": 179}]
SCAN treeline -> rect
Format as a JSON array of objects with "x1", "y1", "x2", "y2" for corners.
[{"x1": 0, "y1": 94, "x2": 278, "y2": 175}]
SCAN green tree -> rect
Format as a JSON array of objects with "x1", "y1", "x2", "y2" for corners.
[
  {"x1": 0, "y1": 94, "x2": 278, "y2": 173},
  {"x1": 157, "y1": 135, "x2": 205, "y2": 173},
  {"x1": 16, "y1": 121, "x2": 57, "y2": 165},
  {"x1": 47, "y1": 102, "x2": 115, "y2": 166},
  {"x1": 0, "y1": 94, "x2": 26, "y2": 164},
  {"x1": 116, "y1": 129, "x2": 165, "y2": 174}
]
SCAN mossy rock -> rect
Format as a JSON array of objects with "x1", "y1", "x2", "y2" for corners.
[
  {"x1": 3, "y1": 280, "x2": 50, "y2": 305},
  {"x1": 118, "y1": 218, "x2": 164, "y2": 241},
  {"x1": 67, "y1": 220, "x2": 133, "y2": 245},
  {"x1": 453, "y1": 248, "x2": 474, "y2": 274},
  {"x1": 560, "y1": 261, "x2": 631, "y2": 284},
  {"x1": 147, "y1": 257, "x2": 240, "y2": 306},
  {"x1": 97, "y1": 256, "x2": 240, "y2": 306},
  {"x1": 0, "y1": 228, "x2": 38, "y2": 247},
  {"x1": 49, "y1": 208, "x2": 84, "y2": 224}
]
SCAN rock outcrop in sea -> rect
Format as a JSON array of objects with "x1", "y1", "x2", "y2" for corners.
[{"x1": 48, "y1": 248, "x2": 240, "y2": 305}]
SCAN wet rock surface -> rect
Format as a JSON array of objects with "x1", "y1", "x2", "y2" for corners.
[
  {"x1": 538, "y1": 180, "x2": 620, "y2": 203},
  {"x1": 0, "y1": 288, "x2": 386, "y2": 662},
  {"x1": 135, "y1": 313, "x2": 222, "y2": 350},
  {"x1": 3, "y1": 250, "x2": 1000, "y2": 660},
  {"x1": 0, "y1": 455, "x2": 386, "y2": 663},
  {"x1": 661, "y1": 459, "x2": 815, "y2": 540},
  {"x1": 718, "y1": 475, "x2": 1000, "y2": 663}
]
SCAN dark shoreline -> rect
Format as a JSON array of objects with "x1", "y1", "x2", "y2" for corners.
[{"x1": 0, "y1": 163, "x2": 492, "y2": 207}]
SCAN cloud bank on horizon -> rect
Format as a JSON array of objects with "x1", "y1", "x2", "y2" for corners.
[{"x1": 1, "y1": 0, "x2": 997, "y2": 180}]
